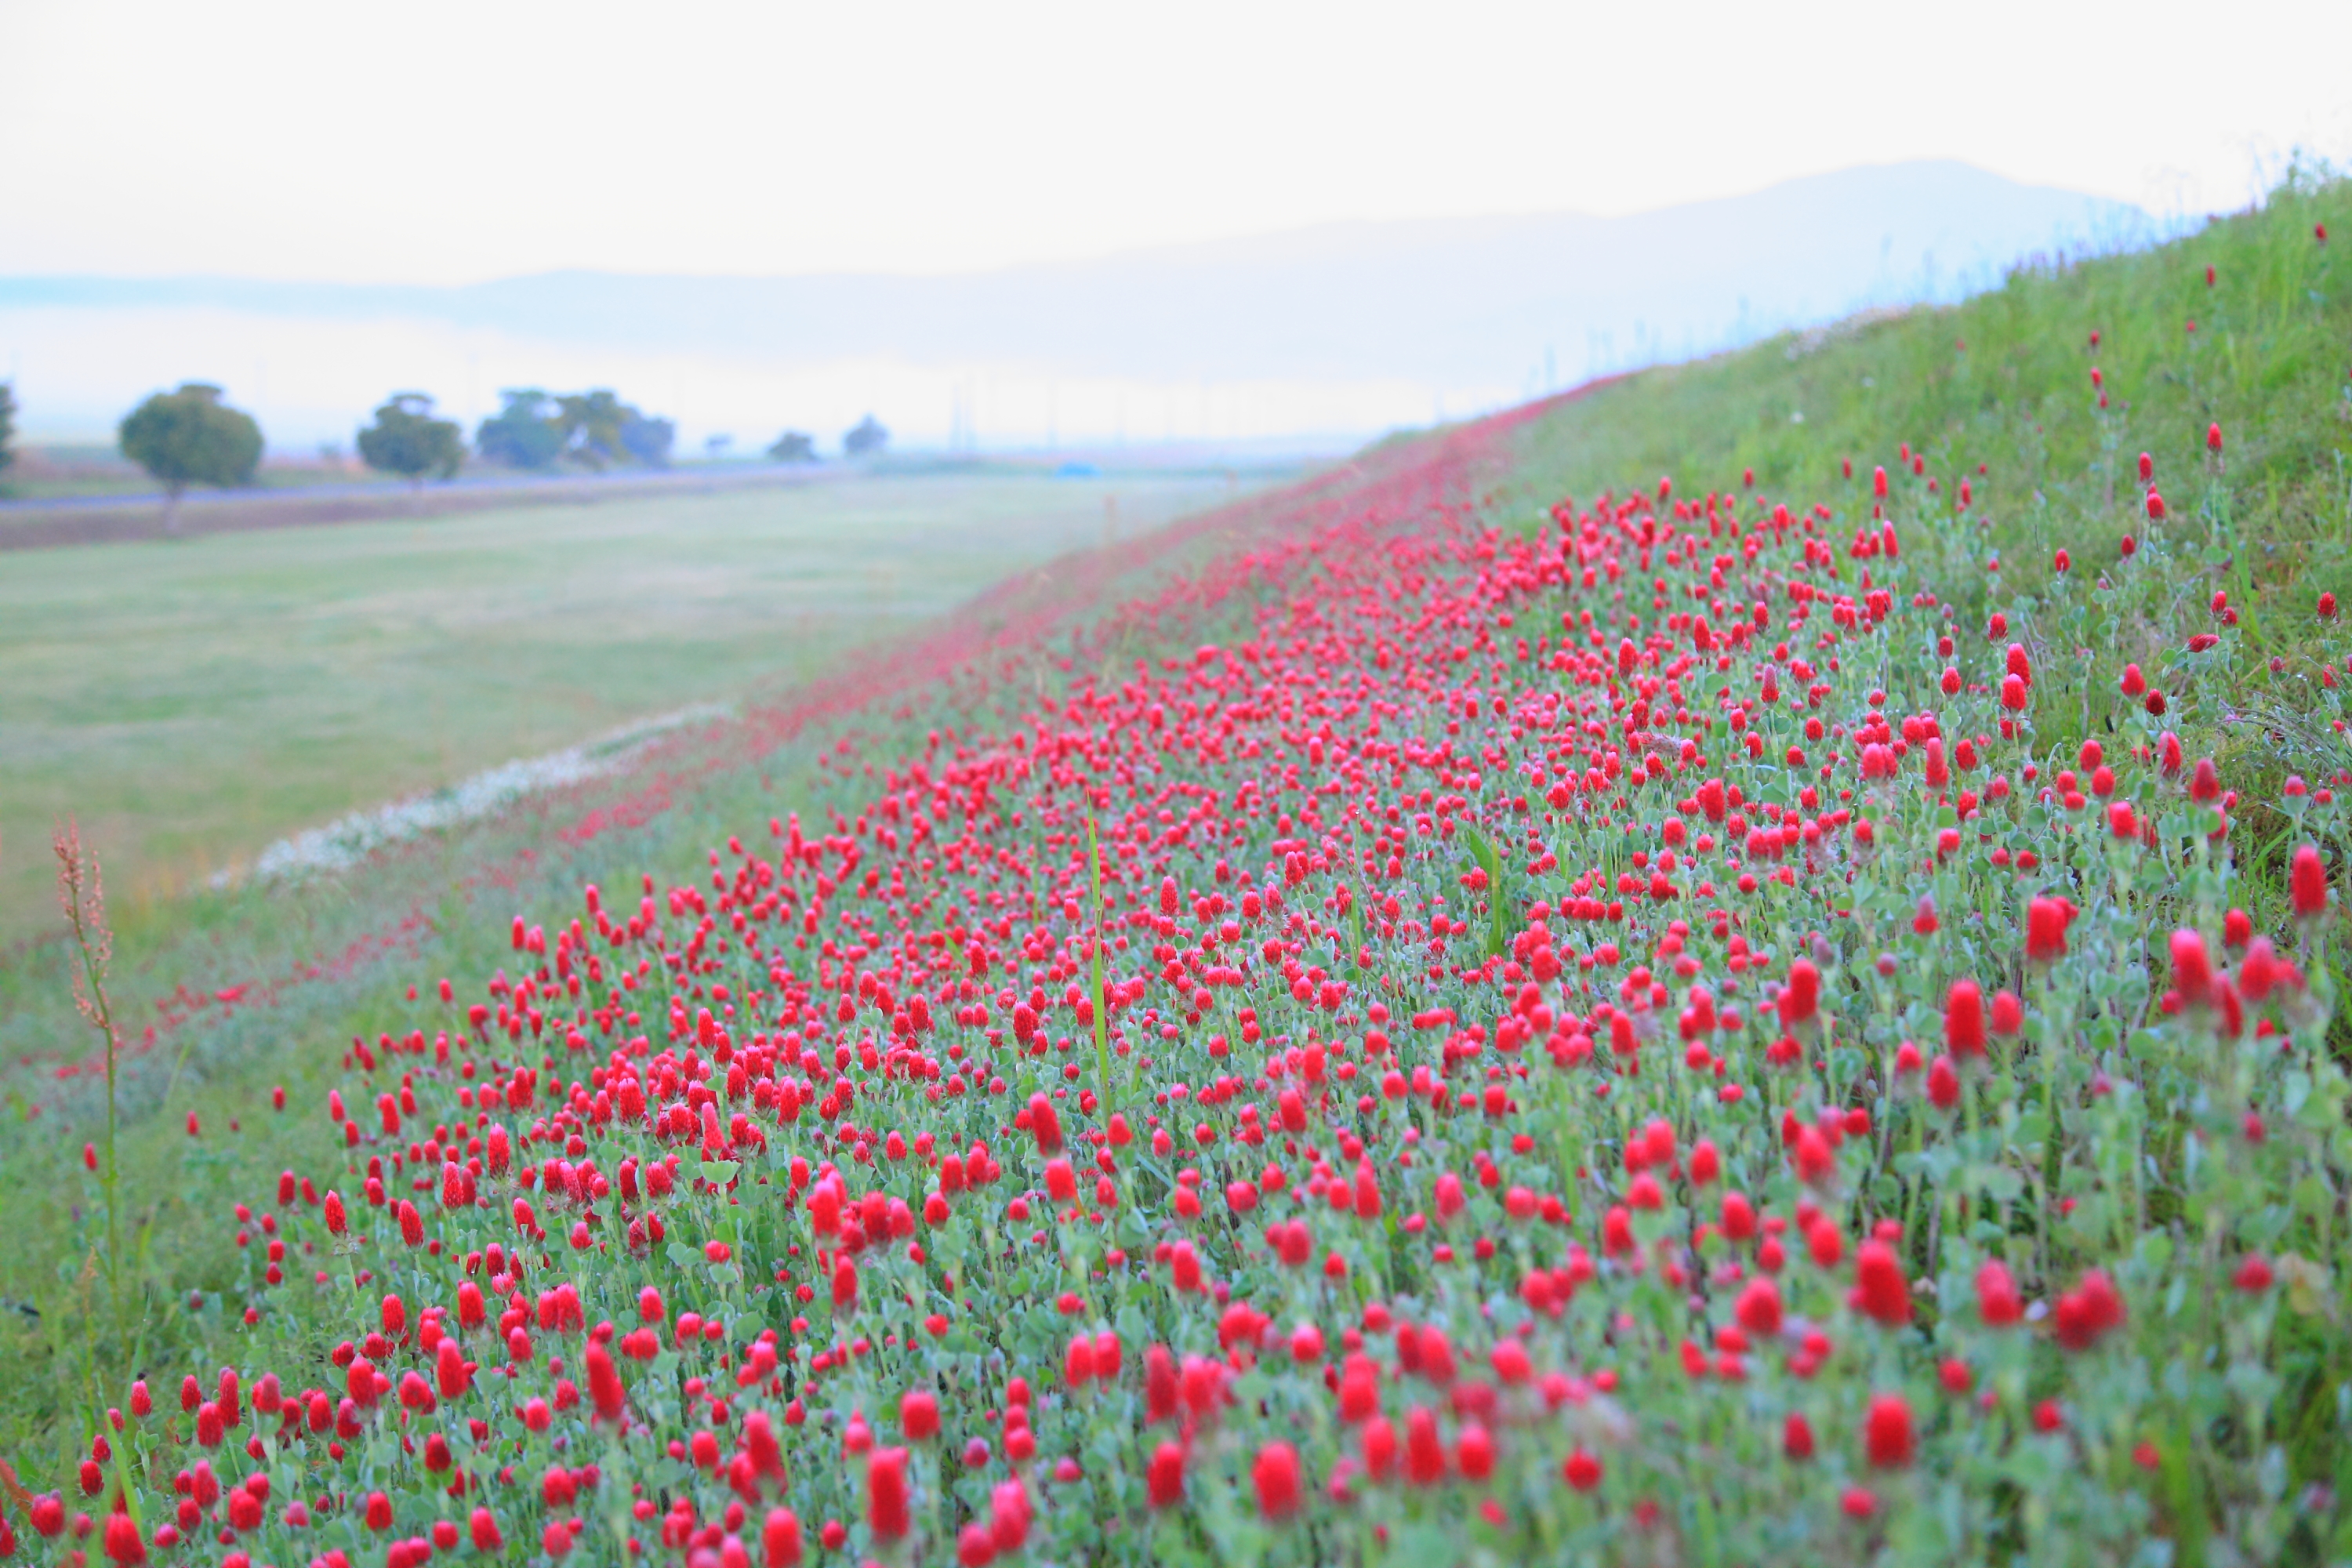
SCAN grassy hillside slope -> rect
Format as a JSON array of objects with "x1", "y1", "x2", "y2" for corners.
[
  {"x1": 1, "y1": 171, "x2": 2347, "y2": 1566},
  {"x1": 1506, "y1": 162, "x2": 2352, "y2": 993}
]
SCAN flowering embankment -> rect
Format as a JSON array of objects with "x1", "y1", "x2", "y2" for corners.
[{"x1": 26, "y1": 437, "x2": 2352, "y2": 1565}]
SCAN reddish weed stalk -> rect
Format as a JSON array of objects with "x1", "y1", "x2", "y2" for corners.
[{"x1": 54, "y1": 818, "x2": 124, "y2": 1323}]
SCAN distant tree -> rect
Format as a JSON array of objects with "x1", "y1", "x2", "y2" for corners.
[
  {"x1": 0, "y1": 380, "x2": 16, "y2": 475},
  {"x1": 475, "y1": 389, "x2": 564, "y2": 470},
  {"x1": 118, "y1": 382, "x2": 263, "y2": 533},
  {"x1": 554, "y1": 390, "x2": 631, "y2": 470},
  {"x1": 619, "y1": 411, "x2": 674, "y2": 468},
  {"x1": 357, "y1": 392, "x2": 464, "y2": 485},
  {"x1": 844, "y1": 414, "x2": 889, "y2": 459},
  {"x1": 767, "y1": 430, "x2": 817, "y2": 463},
  {"x1": 478, "y1": 388, "x2": 673, "y2": 472}
]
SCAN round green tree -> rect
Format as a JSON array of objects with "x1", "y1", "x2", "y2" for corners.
[
  {"x1": 475, "y1": 389, "x2": 564, "y2": 470},
  {"x1": 118, "y1": 383, "x2": 263, "y2": 533},
  {"x1": 358, "y1": 393, "x2": 465, "y2": 485}
]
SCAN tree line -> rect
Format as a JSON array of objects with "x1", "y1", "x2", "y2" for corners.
[{"x1": 0, "y1": 379, "x2": 892, "y2": 528}]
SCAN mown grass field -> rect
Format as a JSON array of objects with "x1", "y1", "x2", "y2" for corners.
[{"x1": 0, "y1": 470, "x2": 1255, "y2": 952}]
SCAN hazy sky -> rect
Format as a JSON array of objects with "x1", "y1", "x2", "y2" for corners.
[{"x1": 4, "y1": 0, "x2": 2347, "y2": 285}]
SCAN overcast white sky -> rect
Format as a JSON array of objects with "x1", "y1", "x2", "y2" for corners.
[{"x1": 3, "y1": 0, "x2": 2348, "y2": 285}]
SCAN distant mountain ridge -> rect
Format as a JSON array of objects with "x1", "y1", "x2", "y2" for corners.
[{"x1": 0, "y1": 161, "x2": 2159, "y2": 444}]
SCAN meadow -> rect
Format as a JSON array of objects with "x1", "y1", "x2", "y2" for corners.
[
  {"x1": 0, "y1": 469, "x2": 1253, "y2": 950},
  {"x1": 2, "y1": 170, "x2": 2350, "y2": 1568}
]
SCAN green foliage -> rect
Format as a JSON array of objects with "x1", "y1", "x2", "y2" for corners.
[
  {"x1": 768, "y1": 430, "x2": 818, "y2": 463},
  {"x1": 117, "y1": 383, "x2": 263, "y2": 500},
  {"x1": 1506, "y1": 165, "x2": 2352, "y2": 971},
  {"x1": 844, "y1": 413, "x2": 890, "y2": 458},
  {"x1": 481, "y1": 388, "x2": 677, "y2": 470},
  {"x1": 474, "y1": 388, "x2": 564, "y2": 470},
  {"x1": 619, "y1": 410, "x2": 674, "y2": 468},
  {"x1": 355, "y1": 391, "x2": 464, "y2": 483},
  {"x1": 553, "y1": 389, "x2": 632, "y2": 470},
  {"x1": 0, "y1": 379, "x2": 17, "y2": 474},
  {"x1": 1511, "y1": 164, "x2": 2352, "y2": 660}
]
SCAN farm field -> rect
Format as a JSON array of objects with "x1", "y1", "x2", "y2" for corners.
[
  {"x1": 0, "y1": 470, "x2": 1258, "y2": 949},
  {"x1": 0, "y1": 445, "x2": 397, "y2": 504},
  {"x1": 2, "y1": 172, "x2": 2350, "y2": 1568}
]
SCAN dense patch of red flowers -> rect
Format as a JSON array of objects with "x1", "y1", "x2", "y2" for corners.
[{"x1": 23, "y1": 410, "x2": 2352, "y2": 1565}]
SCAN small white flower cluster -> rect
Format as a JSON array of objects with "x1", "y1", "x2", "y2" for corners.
[{"x1": 220, "y1": 705, "x2": 730, "y2": 886}]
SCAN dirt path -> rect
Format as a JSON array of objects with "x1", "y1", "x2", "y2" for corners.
[{"x1": 0, "y1": 462, "x2": 843, "y2": 550}]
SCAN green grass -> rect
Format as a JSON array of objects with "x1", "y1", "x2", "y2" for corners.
[
  {"x1": 1504, "y1": 163, "x2": 2352, "y2": 633},
  {"x1": 1494, "y1": 162, "x2": 2352, "y2": 1012},
  {"x1": 3, "y1": 167, "x2": 2350, "y2": 1525},
  {"x1": 0, "y1": 454, "x2": 1319, "y2": 1474},
  {"x1": 0, "y1": 470, "x2": 1251, "y2": 948}
]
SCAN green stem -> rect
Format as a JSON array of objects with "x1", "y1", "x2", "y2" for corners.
[{"x1": 1087, "y1": 813, "x2": 1111, "y2": 1091}]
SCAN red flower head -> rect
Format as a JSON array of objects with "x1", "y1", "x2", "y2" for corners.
[
  {"x1": 1850, "y1": 1240, "x2": 1912, "y2": 1325},
  {"x1": 1780, "y1": 959, "x2": 1820, "y2": 1025},
  {"x1": 1147, "y1": 1442, "x2": 1186, "y2": 1508},
  {"x1": 1142, "y1": 1344, "x2": 1178, "y2": 1422},
  {"x1": 1252, "y1": 1442, "x2": 1301, "y2": 1520},
  {"x1": 1026, "y1": 1093, "x2": 1063, "y2": 1156},
  {"x1": 764, "y1": 1508, "x2": 803, "y2": 1568},
  {"x1": 1989, "y1": 990, "x2": 2023, "y2": 1037},
  {"x1": 2169, "y1": 929, "x2": 2214, "y2": 1005},
  {"x1": 1865, "y1": 1395, "x2": 1916, "y2": 1468},
  {"x1": 2293, "y1": 844, "x2": 2329, "y2": 918},
  {"x1": 1926, "y1": 1054, "x2": 1960, "y2": 1109},
  {"x1": 102, "y1": 1513, "x2": 147, "y2": 1566},
  {"x1": 469, "y1": 1508, "x2": 503, "y2": 1552},
  {"x1": 2053, "y1": 1270, "x2": 2126, "y2": 1350},
  {"x1": 1944, "y1": 981, "x2": 1986, "y2": 1060},
  {"x1": 1736, "y1": 1276, "x2": 1784, "y2": 1335},
  {"x1": 866, "y1": 1448, "x2": 909, "y2": 1541},
  {"x1": 1403, "y1": 1406, "x2": 1446, "y2": 1486},
  {"x1": 833, "y1": 1255, "x2": 859, "y2": 1311},
  {"x1": 1362, "y1": 1417, "x2": 1399, "y2": 1482},
  {"x1": 2026, "y1": 898, "x2": 2073, "y2": 961}
]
